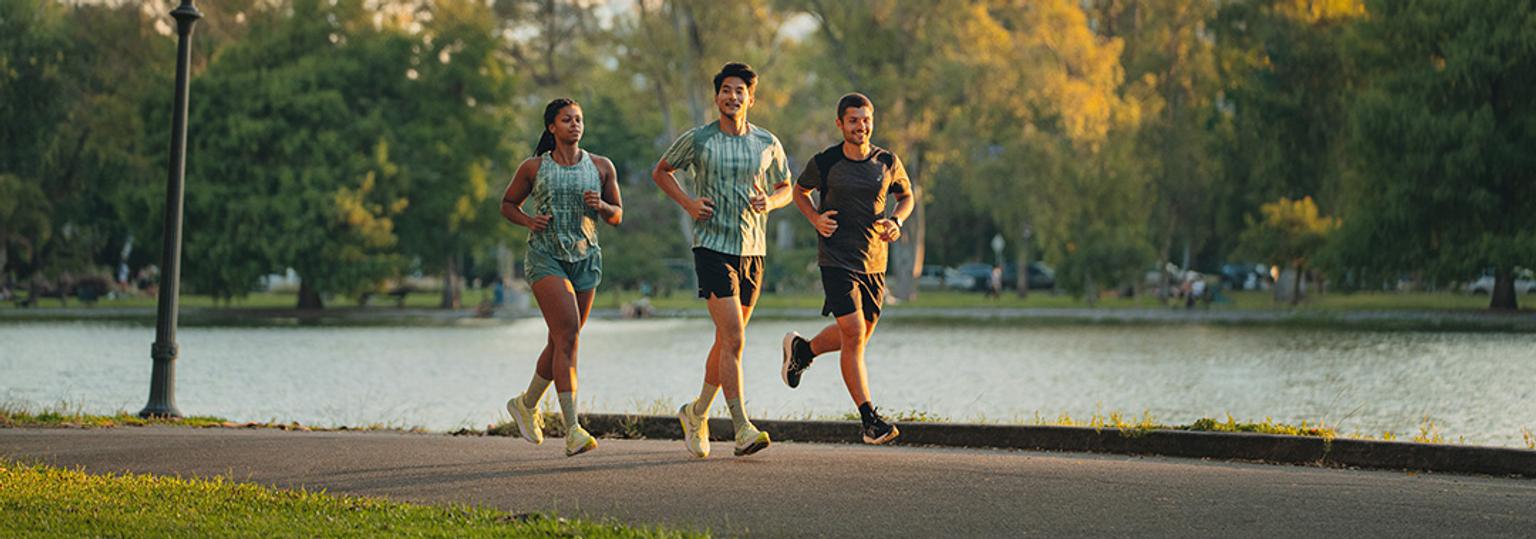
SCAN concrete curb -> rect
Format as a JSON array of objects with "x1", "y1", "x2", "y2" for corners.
[{"x1": 581, "y1": 414, "x2": 1536, "y2": 478}]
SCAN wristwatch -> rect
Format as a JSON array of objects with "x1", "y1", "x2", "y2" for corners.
[{"x1": 891, "y1": 216, "x2": 903, "y2": 229}]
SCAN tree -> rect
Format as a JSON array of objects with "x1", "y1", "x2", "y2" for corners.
[
  {"x1": 0, "y1": 0, "x2": 69, "y2": 289},
  {"x1": 1089, "y1": 0, "x2": 1222, "y2": 301},
  {"x1": 1237, "y1": 196, "x2": 1338, "y2": 305},
  {"x1": 174, "y1": 0, "x2": 411, "y2": 307},
  {"x1": 492, "y1": 0, "x2": 606, "y2": 89},
  {"x1": 941, "y1": 0, "x2": 1154, "y2": 302},
  {"x1": 387, "y1": 0, "x2": 518, "y2": 308},
  {"x1": 1208, "y1": 0, "x2": 1364, "y2": 264},
  {"x1": 1, "y1": 0, "x2": 170, "y2": 300},
  {"x1": 1331, "y1": 0, "x2": 1536, "y2": 310},
  {"x1": 794, "y1": 0, "x2": 964, "y2": 300},
  {"x1": 613, "y1": 0, "x2": 792, "y2": 290}
]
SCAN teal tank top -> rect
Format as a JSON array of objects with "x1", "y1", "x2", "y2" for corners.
[{"x1": 527, "y1": 151, "x2": 601, "y2": 262}]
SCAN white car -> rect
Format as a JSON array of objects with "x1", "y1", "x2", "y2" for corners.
[
  {"x1": 943, "y1": 267, "x2": 976, "y2": 290},
  {"x1": 1464, "y1": 270, "x2": 1536, "y2": 295},
  {"x1": 918, "y1": 265, "x2": 947, "y2": 289}
]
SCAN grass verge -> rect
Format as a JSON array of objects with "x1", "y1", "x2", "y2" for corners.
[
  {"x1": 0, "y1": 404, "x2": 228, "y2": 429},
  {"x1": 0, "y1": 403, "x2": 427, "y2": 433},
  {"x1": 0, "y1": 460, "x2": 700, "y2": 538}
]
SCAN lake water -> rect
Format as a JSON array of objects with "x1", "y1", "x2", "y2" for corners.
[{"x1": 2, "y1": 319, "x2": 1533, "y2": 447}]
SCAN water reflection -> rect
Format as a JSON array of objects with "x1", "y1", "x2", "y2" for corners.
[{"x1": 2, "y1": 320, "x2": 1532, "y2": 446}]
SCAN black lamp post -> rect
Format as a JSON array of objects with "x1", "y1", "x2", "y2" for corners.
[{"x1": 140, "y1": 0, "x2": 202, "y2": 419}]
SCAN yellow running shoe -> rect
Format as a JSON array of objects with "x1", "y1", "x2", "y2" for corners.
[
  {"x1": 733, "y1": 422, "x2": 771, "y2": 457},
  {"x1": 506, "y1": 393, "x2": 543, "y2": 445},
  {"x1": 565, "y1": 425, "x2": 597, "y2": 457},
  {"x1": 678, "y1": 403, "x2": 710, "y2": 458}
]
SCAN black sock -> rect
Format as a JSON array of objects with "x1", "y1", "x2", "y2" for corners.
[
  {"x1": 858, "y1": 402, "x2": 877, "y2": 425},
  {"x1": 794, "y1": 338, "x2": 815, "y2": 362}
]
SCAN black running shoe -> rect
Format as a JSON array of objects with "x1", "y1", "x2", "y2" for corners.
[
  {"x1": 781, "y1": 332, "x2": 814, "y2": 388},
  {"x1": 861, "y1": 411, "x2": 900, "y2": 445}
]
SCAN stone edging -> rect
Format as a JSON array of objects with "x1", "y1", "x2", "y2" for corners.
[{"x1": 580, "y1": 414, "x2": 1536, "y2": 478}]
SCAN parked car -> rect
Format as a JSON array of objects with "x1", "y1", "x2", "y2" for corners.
[
  {"x1": 1463, "y1": 268, "x2": 1536, "y2": 295},
  {"x1": 955, "y1": 263, "x2": 997, "y2": 291},
  {"x1": 1022, "y1": 262, "x2": 1056, "y2": 290},
  {"x1": 918, "y1": 265, "x2": 947, "y2": 289},
  {"x1": 943, "y1": 266, "x2": 977, "y2": 290},
  {"x1": 950, "y1": 262, "x2": 1055, "y2": 292}
]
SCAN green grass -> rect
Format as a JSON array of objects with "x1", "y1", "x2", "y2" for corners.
[
  {"x1": 598, "y1": 288, "x2": 1166, "y2": 311},
  {"x1": 1016, "y1": 410, "x2": 1497, "y2": 445},
  {"x1": 820, "y1": 408, "x2": 1511, "y2": 446},
  {"x1": 0, "y1": 404, "x2": 230, "y2": 429},
  {"x1": 0, "y1": 403, "x2": 431, "y2": 433},
  {"x1": 1222, "y1": 290, "x2": 1514, "y2": 311},
  {"x1": 1184, "y1": 415, "x2": 1338, "y2": 438},
  {"x1": 0, "y1": 460, "x2": 700, "y2": 538},
  {"x1": 994, "y1": 409, "x2": 1343, "y2": 439},
  {"x1": 0, "y1": 289, "x2": 486, "y2": 310},
  {"x1": 602, "y1": 288, "x2": 1527, "y2": 313},
  {"x1": 7, "y1": 286, "x2": 1526, "y2": 314}
]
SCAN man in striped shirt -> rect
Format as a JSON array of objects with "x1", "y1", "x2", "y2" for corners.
[{"x1": 652, "y1": 62, "x2": 793, "y2": 459}]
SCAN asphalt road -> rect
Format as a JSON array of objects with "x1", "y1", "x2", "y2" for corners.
[{"x1": 3, "y1": 427, "x2": 1533, "y2": 537}]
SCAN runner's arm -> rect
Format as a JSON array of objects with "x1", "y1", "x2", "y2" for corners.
[
  {"x1": 652, "y1": 159, "x2": 713, "y2": 220},
  {"x1": 500, "y1": 159, "x2": 550, "y2": 231},
  {"x1": 589, "y1": 156, "x2": 623, "y2": 226}
]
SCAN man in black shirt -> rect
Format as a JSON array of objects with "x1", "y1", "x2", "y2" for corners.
[{"x1": 782, "y1": 93, "x2": 914, "y2": 445}]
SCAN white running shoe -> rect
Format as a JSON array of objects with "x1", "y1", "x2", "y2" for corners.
[
  {"x1": 506, "y1": 393, "x2": 543, "y2": 445},
  {"x1": 678, "y1": 402, "x2": 711, "y2": 458},
  {"x1": 565, "y1": 425, "x2": 597, "y2": 457},
  {"x1": 734, "y1": 422, "x2": 771, "y2": 457}
]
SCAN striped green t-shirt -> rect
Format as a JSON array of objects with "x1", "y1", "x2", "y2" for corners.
[
  {"x1": 661, "y1": 121, "x2": 791, "y2": 257},
  {"x1": 527, "y1": 151, "x2": 602, "y2": 262}
]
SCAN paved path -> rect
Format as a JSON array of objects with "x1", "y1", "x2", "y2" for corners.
[{"x1": 3, "y1": 427, "x2": 1534, "y2": 537}]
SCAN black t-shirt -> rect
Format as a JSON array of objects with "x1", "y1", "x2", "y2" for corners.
[{"x1": 796, "y1": 144, "x2": 911, "y2": 274}]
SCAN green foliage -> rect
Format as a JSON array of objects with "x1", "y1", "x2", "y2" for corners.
[
  {"x1": 1, "y1": 0, "x2": 168, "y2": 287},
  {"x1": 389, "y1": 0, "x2": 518, "y2": 278},
  {"x1": 1091, "y1": 0, "x2": 1223, "y2": 288},
  {"x1": 171, "y1": 0, "x2": 402, "y2": 301},
  {"x1": 1237, "y1": 196, "x2": 1339, "y2": 269},
  {"x1": 1331, "y1": 0, "x2": 1536, "y2": 309},
  {"x1": 5, "y1": 0, "x2": 1530, "y2": 313},
  {"x1": 1208, "y1": 0, "x2": 1364, "y2": 258}
]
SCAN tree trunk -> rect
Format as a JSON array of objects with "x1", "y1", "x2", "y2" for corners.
[
  {"x1": 1083, "y1": 269, "x2": 1097, "y2": 307},
  {"x1": 1156, "y1": 221, "x2": 1174, "y2": 304},
  {"x1": 1014, "y1": 222, "x2": 1031, "y2": 298},
  {"x1": 888, "y1": 232, "x2": 918, "y2": 301},
  {"x1": 1290, "y1": 263, "x2": 1304, "y2": 306},
  {"x1": 887, "y1": 152, "x2": 926, "y2": 302},
  {"x1": 26, "y1": 247, "x2": 42, "y2": 307},
  {"x1": 297, "y1": 281, "x2": 324, "y2": 310},
  {"x1": 1491, "y1": 267, "x2": 1519, "y2": 310},
  {"x1": 887, "y1": 186, "x2": 922, "y2": 301},
  {"x1": 441, "y1": 253, "x2": 462, "y2": 309}
]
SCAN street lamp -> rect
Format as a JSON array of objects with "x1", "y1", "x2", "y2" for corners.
[{"x1": 140, "y1": 0, "x2": 202, "y2": 419}]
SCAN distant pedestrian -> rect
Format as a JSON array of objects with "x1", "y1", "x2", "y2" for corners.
[
  {"x1": 1192, "y1": 277, "x2": 1208, "y2": 310},
  {"x1": 988, "y1": 265, "x2": 1004, "y2": 299}
]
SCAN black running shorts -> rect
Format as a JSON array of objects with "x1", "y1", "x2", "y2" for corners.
[
  {"x1": 694, "y1": 247, "x2": 764, "y2": 307},
  {"x1": 820, "y1": 266, "x2": 884, "y2": 321}
]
